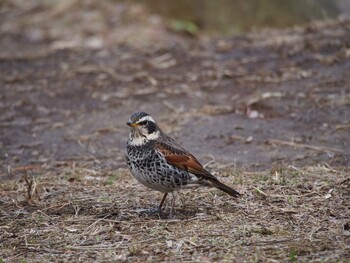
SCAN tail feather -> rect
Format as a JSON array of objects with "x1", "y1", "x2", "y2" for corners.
[
  {"x1": 192, "y1": 169, "x2": 241, "y2": 197},
  {"x1": 209, "y1": 180, "x2": 241, "y2": 197}
]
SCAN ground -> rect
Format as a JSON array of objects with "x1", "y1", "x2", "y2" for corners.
[
  {"x1": 0, "y1": 1, "x2": 350, "y2": 262},
  {"x1": 1, "y1": 166, "x2": 349, "y2": 262}
]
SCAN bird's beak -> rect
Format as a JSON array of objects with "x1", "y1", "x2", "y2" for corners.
[{"x1": 126, "y1": 120, "x2": 138, "y2": 127}]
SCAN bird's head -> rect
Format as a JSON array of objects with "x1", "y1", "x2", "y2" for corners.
[{"x1": 126, "y1": 112, "x2": 160, "y2": 146}]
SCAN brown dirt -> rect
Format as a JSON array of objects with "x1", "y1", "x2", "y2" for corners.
[
  {"x1": 1, "y1": 166, "x2": 349, "y2": 262},
  {"x1": 0, "y1": 1, "x2": 350, "y2": 262}
]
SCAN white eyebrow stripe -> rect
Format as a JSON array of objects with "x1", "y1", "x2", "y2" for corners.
[{"x1": 137, "y1": 115, "x2": 155, "y2": 123}]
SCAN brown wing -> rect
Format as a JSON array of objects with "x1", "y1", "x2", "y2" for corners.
[
  {"x1": 155, "y1": 140, "x2": 218, "y2": 181},
  {"x1": 155, "y1": 133, "x2": 241, "y2": 198}
]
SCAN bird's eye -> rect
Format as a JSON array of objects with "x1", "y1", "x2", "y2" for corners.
[{"x1": 138, "y1": 121, "x2": 147, "y2": 125}]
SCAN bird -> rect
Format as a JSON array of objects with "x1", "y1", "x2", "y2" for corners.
[{"x1": 125, "y1": 111, "x2": 241, "y2": 216}]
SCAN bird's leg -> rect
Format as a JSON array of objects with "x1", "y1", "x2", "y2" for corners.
[
  {"x1": 169, "y1": 192, "x2": 177, "y2": 218},
  {"x1": 158, "y1": 193, "x2": 168, "y2": 213}
]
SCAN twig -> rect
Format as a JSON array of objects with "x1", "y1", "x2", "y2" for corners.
[
  {"x1": 66, "y1": 244, "x2": 125, "y2": 250},
  {"x1": 66, "y1": 237, "x2": 162, "y2": 250},
  {"x1": 253, "y1": 187, "x2": 270, "y2": 197},
  {"x1": 249, "y1": 237, "x2": 299, "y2": 245},
  {"x1": 253, "y1": 187, "x2": 320, "y2": 198},
  {"x1": 266, "y1": 139, "x2": 344, "y2": 153},
  {"x1": 335, "y1": 123, "x2": 350, "y2": 130},
  {"x1": 23, "y1": 170, "x2": 40, "y2": 203}
]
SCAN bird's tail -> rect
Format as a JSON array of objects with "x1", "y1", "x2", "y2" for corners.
[
  {"x1": 210, "y1": 180, "x2": 241, "y2": 198},
  {"x1": 193, "y1": 169, "x2": 241, "y2": 197},
  {"x1": 196, "y1": 174, "x2": 241, "y2": 197}
]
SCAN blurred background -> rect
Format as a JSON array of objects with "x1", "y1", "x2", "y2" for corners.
[
  {"x1": 140, "y1": 0, "x2": 350, "y2": 35},
  {"x1": 1, "y1": 0, "x2": 350, "y2": 49},
  {"x1": 1, "y1": 0, "x2": 349, "y2": 178}
]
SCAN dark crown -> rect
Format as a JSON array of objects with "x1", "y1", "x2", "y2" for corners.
[{"x1": 129, "y1": 112, "x2": 150, "y2": 122}]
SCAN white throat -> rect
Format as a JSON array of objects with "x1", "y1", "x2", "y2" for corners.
[{"x1": 128, "y1": 130, "x2": 160, "y2": 146}]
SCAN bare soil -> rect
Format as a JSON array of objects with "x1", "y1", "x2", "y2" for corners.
[
  {"x1": 0, "y1": 1, "x2": 349, "y2": 262},
  {"x1": 1, "y1": 166, "x2": 350, "y2": 262}
]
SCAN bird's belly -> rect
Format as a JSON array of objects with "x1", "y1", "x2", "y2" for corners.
[
  {"x1": 127, "y1": 159, "x2": 193, "y2": 193},
  {"x1": 130, "y1": 168, "x2": 173, "y2": 193},
  {"x1": 126, "y1": 148, "x2": 193, "y2": 193}
]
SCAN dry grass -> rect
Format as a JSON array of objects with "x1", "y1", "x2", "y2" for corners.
[
  {"x1": 1, "y1": 164, "x2": 349, "y2": 262},
  {"x1": 1, "y1": 2, "x2": 349, "y2": 262}
]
